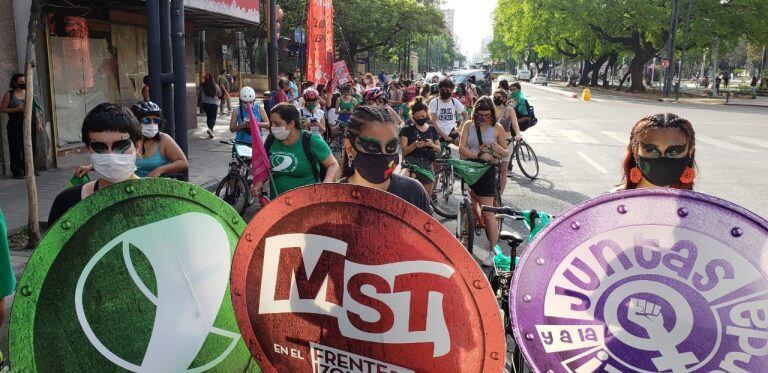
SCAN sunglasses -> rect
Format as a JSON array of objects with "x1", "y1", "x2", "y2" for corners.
[
  {"x1": 475, "y1": 113, "x2": 492, "y2": 121},
  {"x1": 354, "y1": 136, "x2": 400, "y2": 155},
  {"x1": 89, "y1": 139, "x2": 133, "y2": 154},
  {"x1": 141, "y1": 117, "x2": 162, "y2": 125}
]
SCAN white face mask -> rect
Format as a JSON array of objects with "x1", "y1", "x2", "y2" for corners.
[
  {"x1": 142, "y1": 124, "x2": 159, "y2": 138},
  {"x1": 91, "y1": 153, "x2": 137, "y2": 183},
  {"x1": 271, "y1": 126, "x2": 290, "y2": 140}
]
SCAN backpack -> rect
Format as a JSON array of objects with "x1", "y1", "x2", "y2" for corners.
[
  {"x1": 264, "y1": 131, "x2": 325, "y2": 182},
  {"x1": 525, "y1": 100, "x2": 538, "y2": 127}
]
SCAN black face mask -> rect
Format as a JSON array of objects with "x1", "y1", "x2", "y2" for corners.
[
  {"x1": 440, "y1": 91, "x2": 452, "y2": 100},
  {"x1": 414, "y1": 117, "x2": 428, "y2": 126},
  {"x1": 493, "y1": 98, "x2": 504, "y2": 106},
  {"x1": 17, "y1": 83, "x2": 26, "y2": 90},
  {"x1": 637, "y1": 156, "x2": 690, "y2": 186},
  {"x1": 353, "y1": 151, "x2": 399, "y2": 184}
]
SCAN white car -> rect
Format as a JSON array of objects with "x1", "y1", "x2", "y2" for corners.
[
  {"x1": 531, "y1": 73, "x2": 548, "y2": 85},
  {"x1": 516, "y1": 69, "x2": 532, "y2": 81}
]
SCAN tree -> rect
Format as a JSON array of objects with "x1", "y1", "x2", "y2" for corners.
[{"x1": 23, "y1": 0, "x2": 42, "y2": 248}]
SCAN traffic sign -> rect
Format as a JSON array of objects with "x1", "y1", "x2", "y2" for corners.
[
  {"x1": 231, "y1": 183, "x2": 505, "y2": 372},
  {"x1": 10, "y1": 179, "x2": 255, "y2": 372},
  {"x1": 511, "y1": 189, "x2": 768, "y2": 372}
]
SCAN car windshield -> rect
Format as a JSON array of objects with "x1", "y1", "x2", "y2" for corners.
[{"x1": 449, "y1": 74, "x2": 470, "y2": 83}]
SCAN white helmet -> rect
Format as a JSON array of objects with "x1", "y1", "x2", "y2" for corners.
[{"x1": 239, "y1": 86, "x2": 256, "y2": 103}]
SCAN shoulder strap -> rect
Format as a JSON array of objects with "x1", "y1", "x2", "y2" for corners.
[
  {"x1": 264, "y1": 134, "x2": 275, "y2": 152},
  {"x1": 474, "y1": 122, "x2": 484, "y2": 146},
  {"x1": 301, "y1": 131, "x2": 321, "y2": 182}
]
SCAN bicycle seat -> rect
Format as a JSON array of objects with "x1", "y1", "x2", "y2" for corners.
[{"x1": 499, "y1": 230, "x2": 523, "y2": 246}]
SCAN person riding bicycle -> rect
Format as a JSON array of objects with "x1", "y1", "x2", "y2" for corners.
[
  {"x1": 458, "y1": 96, "x2": 510, "y2": 266},
  {"x1": 229, "y1": 86, "x2": 269, "y2": 145},
  {"x1": 340, "y1": 105, "x2": 433, "y2": 215},
  {"x1": 428, "y1": 79, "x2": 466, "y2": 146},
  {"x1": 509, "y1": 82, "x2": 533, "y2": 130},
  {"x1": 363, "y1": 87, "x2": 404, "y2": 127},
  {"x1": 400, "y1": 97, "x2": 440, "y2": 196},
  {"x1": 618, "y1": 113, "x2": 697, "y2": 191},
  {"x1": 75, "y1": 101, "x2": 189, "y2": 179},
  {"x1": 493, "y1": 89, "x2": 522, "y2": 189},
  {"x1": 299, "y1": 88, "x2": 327, "y2": 136},
  {"x1": 249, "y1": 103, "x2": 339, "y2": 199},
  {"x1": 335, "y1": 85, "x2": 358, "y2": 124}
]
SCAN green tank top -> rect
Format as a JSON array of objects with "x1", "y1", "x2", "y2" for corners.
[{"x1": 338, "y1": 96, "x2": 357, "y2": 112}]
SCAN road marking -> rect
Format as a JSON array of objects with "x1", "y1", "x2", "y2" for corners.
[
  {"x1": 697, "y1": 135, "x2": 756, "y2": 152},
  {"x1": 559, "y1": 130, "x2": 600, "y2": 144},
  {"x1": 577, "y1": 151, "x2": 609, "y2": 174},
  {"x1": 601, "y1": 131, "x2": 628, "y2": 145},
  {"x1": 730, "y1": 136, "x2": 768, "y2": 149}
]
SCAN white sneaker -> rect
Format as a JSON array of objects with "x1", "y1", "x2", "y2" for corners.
[{"x1": 476, "y1": 249, "x2": 495, "y2": 267}]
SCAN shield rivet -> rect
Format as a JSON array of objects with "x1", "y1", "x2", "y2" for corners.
[
  {"x1": 535, "y1": 258, "x2": 545, "y2": 265},
  {"x1": 570, "y1": 221, "x2": 580, "y2": 230},
  {"x1": 61, "y1": 221, "x2": 72, "y2": 230},
  {"x1": 424, "y1": 222, "x2": 433, "y2": 232},
  {"x1": 245, "y1": 233, "x2": 253, "y2": 242},
  {"x1": 617, "y1": 205, "x2": 627, "y2": 214},
  {"x1": 351, "y1": 190, "x2": 361, "y2": 199},
  {"x1": 189, "y1": 188, "x2": 197, "y2": 197},
  {"x1": 126, "y1": 185, "x2": 136, "y2": 193},
  {"x1": 473, "y1": 280, "x2": 484, "y2": 289},
  {"x1": 20, "y1": 285, "x2": 31, "y2": 297},
  {"x1": 285, "y1": 197, "x2": 294, "y2": 206},
  {"x1": 523, "y1": 294, "x2": 532, "y2": 302},
  {"x1": 231, "y1": 216, "x2": 240, "y2": 224},
  {"x1": 677, "y1": 207, "x2": 689, "y2": 217},
  {"x1": 490, "y1": 351, "x2": 500, "y2": 360},
  {"x1": 525, "y1": 333, "x2": 534, "y2": 341},
  {"x1": 731, "y1": 227, "x2": 743, "y2": 237}
]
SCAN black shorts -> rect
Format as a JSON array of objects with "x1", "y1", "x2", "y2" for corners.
[{"x1": 468, "y1": 161, "x2": 497, "y2": 197}]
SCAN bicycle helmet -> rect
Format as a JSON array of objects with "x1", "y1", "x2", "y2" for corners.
[
  {"x1": 363, "y1": 87, "x2": 388, "y2": 103},
  {"x1": 239, "y1": 86, "x2": 257, "y2": 103},
  {"x1": 302, "y1": 88, "x2": 320, "y2": 100},
  {"x1": 131, "y1": 101, "x2": 162, "y2": 119}
]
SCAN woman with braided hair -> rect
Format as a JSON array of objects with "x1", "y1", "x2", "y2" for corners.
[
  {"x1": 340, "y1": 105, "x2": 433, "y2": 214},
  {"x1": 618, "y1": 113, "x2": 697, "y2": 190}
]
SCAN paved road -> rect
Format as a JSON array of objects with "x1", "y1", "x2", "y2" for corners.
[{"x1": 442, "y1": 83, "x2": 768, "y2": 261}]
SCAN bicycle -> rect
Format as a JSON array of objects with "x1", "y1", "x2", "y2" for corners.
[
  {"x1": 454, "y1": 158, "x2": 503, "y2": 253},
  {"x1": 215, "y1": 139, "x2": 256, "y2": 215},
  {"x1": 431, "y1": 142, "x2": 464, "y2": 218},
  {"x1": 326, "y1": 117, "x2": 349, "y2": 154},
  {"x1": 507, "y1": 138, "x2": 539, "y2": 180}
]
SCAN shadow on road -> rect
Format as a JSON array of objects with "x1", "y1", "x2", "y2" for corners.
[
  {"x1": 535, "y1": 156, "x2": 562, "y2": 168},
  {"x1": 511, "y1": 175, "x2": 591, "y2": 206}
]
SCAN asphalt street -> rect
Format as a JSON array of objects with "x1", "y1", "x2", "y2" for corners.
[{"x1": 439, "y1": 83, "x2": 768, "y2": 260}]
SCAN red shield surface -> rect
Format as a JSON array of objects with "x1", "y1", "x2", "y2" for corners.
[{"x1": 231, "y1": 184, "x2": 504, "y2": 372}]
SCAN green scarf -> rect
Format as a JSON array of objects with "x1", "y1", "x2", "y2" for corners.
[{"x1": 509, "y1": 90, "x2": 528, "y2": 116}]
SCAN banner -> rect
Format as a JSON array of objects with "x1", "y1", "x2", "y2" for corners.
[
  {"x1": 10, "y1": 179, "x2": 256, "y2": 372},
  {"x1": 306, "y1": 0, "x2": 334, "y2": 85},
  {"x1": 230, "y1": 183, "x2": 505, "y2": 372},
  {"x1": 328, "y1": 60, "x2": 352, "y2": 94},
  {"x1": 511, "y1": 189, "x2": 768, "y2": 372}
]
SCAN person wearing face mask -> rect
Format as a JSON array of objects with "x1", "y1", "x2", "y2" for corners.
[
  {"x1": 299, "y1": 88, "x2": 327, "y2": 135},
  {"x1": 341, "y1": 105, "x2": 433, "y2": 215},
  {"x1": 74, "y1": 102, "x2": 189, "y2": 179},
  {"x1": 1, "y1": 73, "x2": 43, "y2": 179},
  {"x1": 428, "y1": 79, "x2": 467, "y2": 147},
  {"x1": 49, "y1": 103, "x2": 143, "y2": 225},
  {"x1": 399, "y1": 98, "x2": 441, "y2": 195},
  {"x1": 229, "y1": 86, "x2": 270, "y2": 145},
  {"x1": 493, "y1": 89, "x2": 522, "y2": 190},
  {"x1": 459, "y1": 96, "x2": 511, "y2": 266},
  {"x1": 617, "y1": 113, "x2": 697, "y2": 191},
  {"x1": 250, "y1": 103, "x2": 339, "y2": 199}
]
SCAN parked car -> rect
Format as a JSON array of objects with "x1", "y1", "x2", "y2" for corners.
[
  {"x1": 531, "y1": 73, "x2": 548, "y2": 85},
  {"x1": 423, "y1": 71, "x2": 444, "y2": 83},
  {"x1": 516, "y1": 69, "x2": 532, "y2": 81},
  {"x1": 449, "y1": 69, "x2": 492, "y2": 95}
]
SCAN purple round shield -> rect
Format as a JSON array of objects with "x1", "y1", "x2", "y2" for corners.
[{"x1": 511, "y1": 189, "x2": 768, "y2": 373}]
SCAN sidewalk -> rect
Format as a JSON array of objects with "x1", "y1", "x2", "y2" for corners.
[{"x1": 528, "y1": 81, "x2": 768, "y2": 108}]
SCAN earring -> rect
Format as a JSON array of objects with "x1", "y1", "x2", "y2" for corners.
[
  {"x1": 679, "y1": 166, "x2": 696, "y2": 184},
  {"x1": 629, "y1": 167, "x2": 643, "y2": 184},
  {"x1": 347, "y1": 155, "x2": 354, "y2": 167}
]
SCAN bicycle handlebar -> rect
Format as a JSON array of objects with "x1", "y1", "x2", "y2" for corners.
[{"x1": 480, "y1": 205, "x2": 522, "y2": 216}]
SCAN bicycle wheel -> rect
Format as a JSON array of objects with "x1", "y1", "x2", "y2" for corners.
[
  {"x1": 456, "y1": 199, "x2": 475, "y2": 252},
  {"x1": 215, "y1": 173, "x2": 248, "y2": 215},
  {"x1": 432, "y1": 167, "x2": 461, "y2": 219},
  {"x1": 515, "y1": 141, "x2": 540, "y2": 180}
]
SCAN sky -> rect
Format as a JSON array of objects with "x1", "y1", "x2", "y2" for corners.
[{"x1": 442, "y1": 0, "x2": 497, "y2": 59}]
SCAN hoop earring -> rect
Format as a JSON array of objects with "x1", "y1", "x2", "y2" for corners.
[{"x1": 629, "y1": 167, "x2": 643, "y2": 184}]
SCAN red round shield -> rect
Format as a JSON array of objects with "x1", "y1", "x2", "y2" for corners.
[{"x1": 231, "y1": 183, "x2": 504, "y2": 372}]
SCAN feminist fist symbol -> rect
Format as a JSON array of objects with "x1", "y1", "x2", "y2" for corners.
[{"x1": 626, "y1": 298, "x2": 698, "y2": 373}]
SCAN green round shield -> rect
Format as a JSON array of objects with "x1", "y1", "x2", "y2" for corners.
[{"x1": 10, "y1": 179, "x2": 258, "y2": 372}]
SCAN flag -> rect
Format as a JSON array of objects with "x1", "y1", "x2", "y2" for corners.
[
  {"x1": 306, "y1": 0, "x2": 334, "y2": 85},
  {"x1": 246, "y1": 103, "x2": 271, "y2": 184}
]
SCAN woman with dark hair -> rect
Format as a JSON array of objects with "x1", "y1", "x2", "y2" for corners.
[
  {"x1": 49, "y1": 103, "x2": 143, "y2": 224},
  {"x1": 498, "y1": 79, "x2": 510, "y2": 94},
  {"x1": 509, "y1": 82, "x2": 532, "y2": 130},
  {"x1": 1, "y1": 73, "x2": 43, "y2": 178},
  {"x1": 341, "y1": 105, "x2": 432, "y2": 214},
  {"x1": 400, "y1": 97, "x2": 440, "y2": 195},
  {"x1": 493, "y1": 89, "x2": 522, "y2": 191},
  {"x1": 142, "y1": 75, "x2": 150, "y2": 102},
  {"x1": 249, "y1": 103, "x2": 339, "y2": 199},
  {"x1": 199, "y1": 73, "x2": 222, "y2": 138},
  {"x1": 618, "y1": 113, "x2": 697, "y2": 190},
  {"x1": 458, "y1": 96, "x2": 510, "y2": 266}
]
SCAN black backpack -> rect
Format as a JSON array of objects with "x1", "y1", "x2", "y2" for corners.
[
  {"x1": 525, "y1": 100, "x2": 538, "y2": 127},
  {"x1": 264, "y1": 131, "x2": 325, "y2": 182}
]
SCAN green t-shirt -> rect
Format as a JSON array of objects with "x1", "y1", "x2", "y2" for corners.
[
  {"x1": 268, "y1": 131, "x2": 331, "y2": 198},
  {"x1": 0, "y1": 208, "x2": 16, "y2": 298}
]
